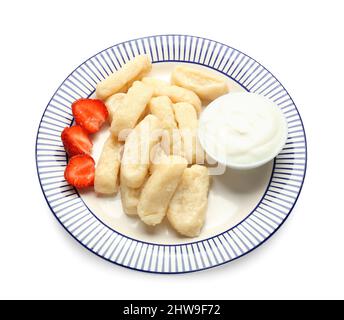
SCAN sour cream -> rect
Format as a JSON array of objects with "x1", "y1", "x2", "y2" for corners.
[{"x1": 198, "y1": 93, "x2": 288, "y2": 169}]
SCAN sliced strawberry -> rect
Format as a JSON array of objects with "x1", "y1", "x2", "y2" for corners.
[
  {"x1": 61, "y1": 125, "x2": 92, "y2": 157},
  {"x1": 72, "y1": 98, "x2": 109, "y2": 133},
  {"x1": 64, "y1": 154, "x2": 95, "y2": 188}
]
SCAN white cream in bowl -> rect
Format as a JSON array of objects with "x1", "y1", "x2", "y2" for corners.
[{"x1": 198, "y1": 92, "x2": 288, "y2": 170}]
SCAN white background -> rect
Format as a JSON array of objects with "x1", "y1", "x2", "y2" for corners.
[{"x1": 1, "y1": 0, "x2": 343, "y2": 300}]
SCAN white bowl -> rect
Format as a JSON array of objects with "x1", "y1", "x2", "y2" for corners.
[{"x1": 198, "y1": 92, "x2": 288, "y2": 170}]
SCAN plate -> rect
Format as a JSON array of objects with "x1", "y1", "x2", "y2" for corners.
[{"x1": 36, "y1": 35, "x2": 307, "y2": 273}]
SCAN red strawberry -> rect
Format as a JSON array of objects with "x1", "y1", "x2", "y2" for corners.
[
  {"x1": 72, "y1": 98, "x2": 109, "y2": 133},
  {"x1": 64, "y1": 154, "x2": 95, "y2": 188},
  {"x1": 61, "y1": 125, "x2": 92, "y2": 157}
]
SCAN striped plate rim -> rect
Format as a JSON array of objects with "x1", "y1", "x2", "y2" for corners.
[{"x1": 35, "y1": 35, "x2": 307, "y2": 273}]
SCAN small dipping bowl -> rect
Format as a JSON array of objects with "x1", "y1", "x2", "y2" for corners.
[{"x1": 198, "y1": 92, "x2": 288, "y2": 170}]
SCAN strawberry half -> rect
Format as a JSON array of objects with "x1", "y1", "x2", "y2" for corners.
[
  {"x1": 64, "y1": 154, "x2": 95, "y2": 188},
  {"x1": 72, "y1": 98, "x2": 108, "y2": 133},
  {"x1": 61, "y1": 125, "x2": 92, "y2": 157}
]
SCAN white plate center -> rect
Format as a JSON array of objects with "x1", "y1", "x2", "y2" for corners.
[{"x1": 79, "y1": 62, "x2": 273, "y2": 245}]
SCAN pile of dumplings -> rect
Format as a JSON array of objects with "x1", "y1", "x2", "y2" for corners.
[{"x1": 93, "y1": 55, "x2": 229, "y2": 237}]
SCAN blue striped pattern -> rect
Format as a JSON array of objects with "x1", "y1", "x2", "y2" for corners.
[{"x1": 36, "y1": 35, "x2": 307, "y2": 273}]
